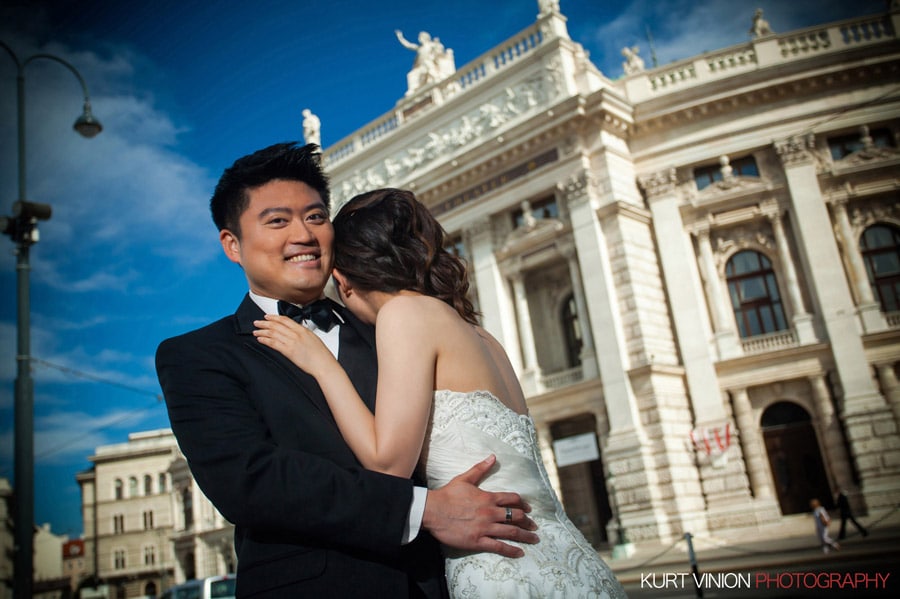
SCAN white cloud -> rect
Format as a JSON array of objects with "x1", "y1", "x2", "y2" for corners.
[
  {"x1": 0, "y1": 406, "x2": 161, "y2": 467},
  {"x1": 0, "y1": 32, "x2": 218, "y2": 293}
]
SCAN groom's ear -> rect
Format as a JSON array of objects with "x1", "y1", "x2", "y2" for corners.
[{"x1": 332, "y1": 269, "x2": 352, "y2": 297}]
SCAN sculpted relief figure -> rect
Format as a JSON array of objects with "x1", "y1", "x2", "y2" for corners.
[
  {"x1": 621, "y1": 45, "x2": 645, "y2": 75},
  {"x1": 396, "y1": 29, "x2": 456, "y2": 95}
]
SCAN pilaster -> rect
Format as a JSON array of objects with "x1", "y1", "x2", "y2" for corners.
[
  {"x1": 561, "y1": 172, "x2": 641, "y2": 433},
  {"x1": 809, "y1": 374, "x2": 855, "y2": 492},
  {"x1": 639, "y1": 168, "x2": 726, "y2": 424}
]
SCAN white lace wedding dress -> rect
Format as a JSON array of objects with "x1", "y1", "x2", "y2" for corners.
[{"x1": 421, "y1": 390, "x2": 627, "y2": 598}]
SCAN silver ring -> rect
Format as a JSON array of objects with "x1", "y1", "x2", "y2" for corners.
[{"x1": 505, "y1": 507, "x2": 513, "y2": 523}]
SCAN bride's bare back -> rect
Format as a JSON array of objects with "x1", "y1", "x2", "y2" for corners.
[{"x1": 382, "y1": 293, "x2": 528, "y2": 416}]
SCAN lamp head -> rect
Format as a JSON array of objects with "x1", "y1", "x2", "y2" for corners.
[
  {"x1": 13, "y1": 201, "x2": 52, "y2": 221},
  {"x1": 74, "y1": 101, "x2": 102, "y2": 138}
]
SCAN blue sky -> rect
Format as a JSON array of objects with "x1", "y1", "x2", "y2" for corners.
[{"x1": 0, "y1": 0, "x2": 885, "y2": 537}]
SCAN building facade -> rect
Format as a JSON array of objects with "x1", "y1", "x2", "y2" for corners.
[
  {"x1": 321, "y1": 1, "x2": 900, "y2": 546},
  {"x1": 77, "y1": 430, "x2": 233, "y2": 598}
]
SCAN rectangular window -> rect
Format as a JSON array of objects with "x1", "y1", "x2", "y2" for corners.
[
  {"x1": 143, "y1": 510, "x2": 154, "y2": 530},
  {"x1": 113, "y1": 514, "x2": 124, "y2": 534},
  {"x1": 114, "y1": 549, "x2": 126, "y2": 570},
  {"x1": 694, "y1": 155, "x2": 758, "y2": 190},
  {"x1": 512, "y1": 196, "x2": 559, "y2": 228},
  {"x1": 828, "y1": 127, "x2": 895, "y2": 160},
  {"x1": 144, "y1": 545, "x2": 156, "y2": 566}
]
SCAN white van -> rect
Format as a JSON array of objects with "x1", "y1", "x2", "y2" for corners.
[{"x1": 160, "y1": 575, "x2": 236, "y2": 599}]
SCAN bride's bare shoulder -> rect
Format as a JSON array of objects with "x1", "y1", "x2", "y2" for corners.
[{"x1": 378, "y1": 294, "x2": 448, "y2": 327}]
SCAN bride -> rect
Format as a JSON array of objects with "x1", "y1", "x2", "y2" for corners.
[{"x1": 254, "y1": 188, "x2": 627, "y2": 598}]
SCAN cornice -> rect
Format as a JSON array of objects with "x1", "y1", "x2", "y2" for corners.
[{"x1": 633, "y1": 59, "x2": 900, "y2": 135}]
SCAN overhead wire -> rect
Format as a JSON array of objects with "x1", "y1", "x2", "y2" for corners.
[{"x1": 0, "y1": 358, "x2": 165, "y2": 467}]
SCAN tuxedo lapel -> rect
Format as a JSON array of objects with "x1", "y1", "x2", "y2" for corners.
[
  {"x1": 335, "y1": 304, "x2": 378, "y2": 413},
  {"x1": 234, "y1": 294, "x2": 335, "y2": 421}
]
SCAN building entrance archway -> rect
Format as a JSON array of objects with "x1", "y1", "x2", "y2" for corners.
[{"x1": 761, "y1": 401, "x2": 832, "y2": 515}]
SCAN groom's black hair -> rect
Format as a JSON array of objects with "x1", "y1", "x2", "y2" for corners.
[{"x1": 210, "y1": 141, "x2": 330, "y2": 237}]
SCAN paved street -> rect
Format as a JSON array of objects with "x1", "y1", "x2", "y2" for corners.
[{"x1": 603, "y1": 506, "x2": 900, "y2": 598}]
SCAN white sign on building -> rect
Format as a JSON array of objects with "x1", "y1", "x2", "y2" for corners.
[{"x1": 553, "y1": 432, "x2": 600, "y2": 467}]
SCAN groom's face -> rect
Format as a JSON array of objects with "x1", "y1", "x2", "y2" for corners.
[{"x1": 220, "y1": 178, "x2": 334, "y2": 305}]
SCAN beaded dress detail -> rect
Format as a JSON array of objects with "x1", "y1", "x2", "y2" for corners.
[{"x1": 421, "y1": 390, "x2": 627, "y2": 598}]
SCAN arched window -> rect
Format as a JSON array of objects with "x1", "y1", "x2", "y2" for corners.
[
  {"x1": 144, "y1": 474, "x2": 153, "y2": 496},
  {"x1": 158, "y1": 472, "x2": 167, "y2": 493},
  {"x1": 726, "y1": 250, "x2": 787, "y2": 337},
  {"x1": 144, "y1": 582, "x2": 157, "y2": 597},
  {"x1": 860, "y1": 224, "x2": 900, "y2": 312},
  {"x1": 560, "y1": 294, "x2": 582, "y2": 368},
  {"x1": 114, "y1": 478, "x2": 123, "y2": 500},
  {"x1": 128, "y1": 476, "x2": 138, "y2": 498}
]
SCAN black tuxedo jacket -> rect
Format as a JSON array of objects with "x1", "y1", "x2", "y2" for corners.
[{"x1": 156, "y1": 295, "x2": 447, "y2": 597}]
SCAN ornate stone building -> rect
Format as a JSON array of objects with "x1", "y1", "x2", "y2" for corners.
[
  {"x1": 322, "y1": 2, "x2": 900, "y2": 546},
  {"x1": 76, "y1": 430, "x2": 233, "y2": 597}
]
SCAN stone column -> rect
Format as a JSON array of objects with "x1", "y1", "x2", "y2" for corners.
[
  {"x1": 693, "y1": 223, "x2": 740, "y2": 358},
  {"x1": 467, "y1": 217, "x2": 523, "y2": 373},
  {"x1": 534, "y1": 421, "x2": 562, "y2": 495},
  {"x1": 560, "y1": 242, "x2": 599, "y2": 379},
  {"x1": 640, "y1": 168, "x2": 726, "y2": 424},
  {"x1": 809, "y1": 374, "x2": 855, "y2": 491},
  {"x1": 876, "y1": 363, "x2": 900, "y2": 430},
  {"x1": 760, "y1": 201, "x2": 816, "y2": 344},
  {"x1": 510, "y1": 270, "x2": 541, "y2": 391},
  {"x1": 561, "y1": 172, "x2": 641, "y2": 433},
  {"x1": 776, "y1": 135, "x2": 898, "y2": 506},
  {"x1": 731, "y1": 388, "x2": 774, "y2": 498},
  {"x1": 832, "y1": 197, "x2": 887, "y2": 333}
]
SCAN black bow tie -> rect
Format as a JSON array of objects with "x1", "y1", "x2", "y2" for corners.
[{"x1": 277, "y1": 299, "x2": 338, "y2": 332}]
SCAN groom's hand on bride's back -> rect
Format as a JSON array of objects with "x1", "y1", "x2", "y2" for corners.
[{"x1": 422, "y1": 454, "x2": 539, "y2": 558}]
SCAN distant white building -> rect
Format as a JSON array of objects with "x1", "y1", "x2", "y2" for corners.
[
  {"x1": 77, "y1": 430, "x2": 233, "y2": 598},
  {"x1": 33, "y1": 523, "x2": 69, "y2": 598},
  {"x1": 323, "y1": 1, "x2": 900, "y2": 546}
]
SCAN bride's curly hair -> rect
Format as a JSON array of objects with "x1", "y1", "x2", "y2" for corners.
[{"x1": 332, "y1": 188, "x2": 479, "y2": 325}]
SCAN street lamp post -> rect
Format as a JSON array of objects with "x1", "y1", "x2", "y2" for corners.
[{"x1": 1, "y1": 40, "x2": 102, "y2": 599}]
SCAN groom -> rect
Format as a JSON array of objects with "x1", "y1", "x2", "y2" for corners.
[{"x1": 156, "y1": 142, "x2": 537, "y2": 597}]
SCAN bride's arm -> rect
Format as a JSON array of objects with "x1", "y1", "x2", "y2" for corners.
[{"x1": 253, "y1": 303, "x2": 435, "y2": 478}]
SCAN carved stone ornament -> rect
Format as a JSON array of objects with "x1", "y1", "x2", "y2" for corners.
[
  {"x1": 638, "y1": 168, "x2": 678, "y2": 199},
  {"x1": 849, "y1": 198, "x2": 900, "y2": 232},
  {"x1": 557, "y1": 172, "x2": 596, "y2": 208},
  {"x1": 335, "y1": 69, "x2": 562, "y2": 204},
  {"x1": 713, "y1": 223, "x2": 775, "y2": 269},
  {"x1": 775, "y1": 134, "x2": 817, "y2": 167}
]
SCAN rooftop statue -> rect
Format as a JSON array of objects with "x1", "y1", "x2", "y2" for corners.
[
  {"x1": 622, "y1": 45, "x2": 645, "y2": 75},
  {"x1": 537, "y1": 0, "x2": 560, "y2": 14},
  {"x1": 395, "y1": 29, "x2": 456, "y2": 96},
  {"x1": 302, "y1": 108, "x2": 321, "y2": 146},
  {"x1": 750, "y1": 8, "x2": 774, "y2": 38}
]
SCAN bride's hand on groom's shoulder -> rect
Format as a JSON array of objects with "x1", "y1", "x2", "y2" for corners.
[
  {"x1": 253, "y1": 315, "x2": 336, "y2": 376},
  {"x1": 422, "y1": 454, "x2": 539, "y2": 558}
]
